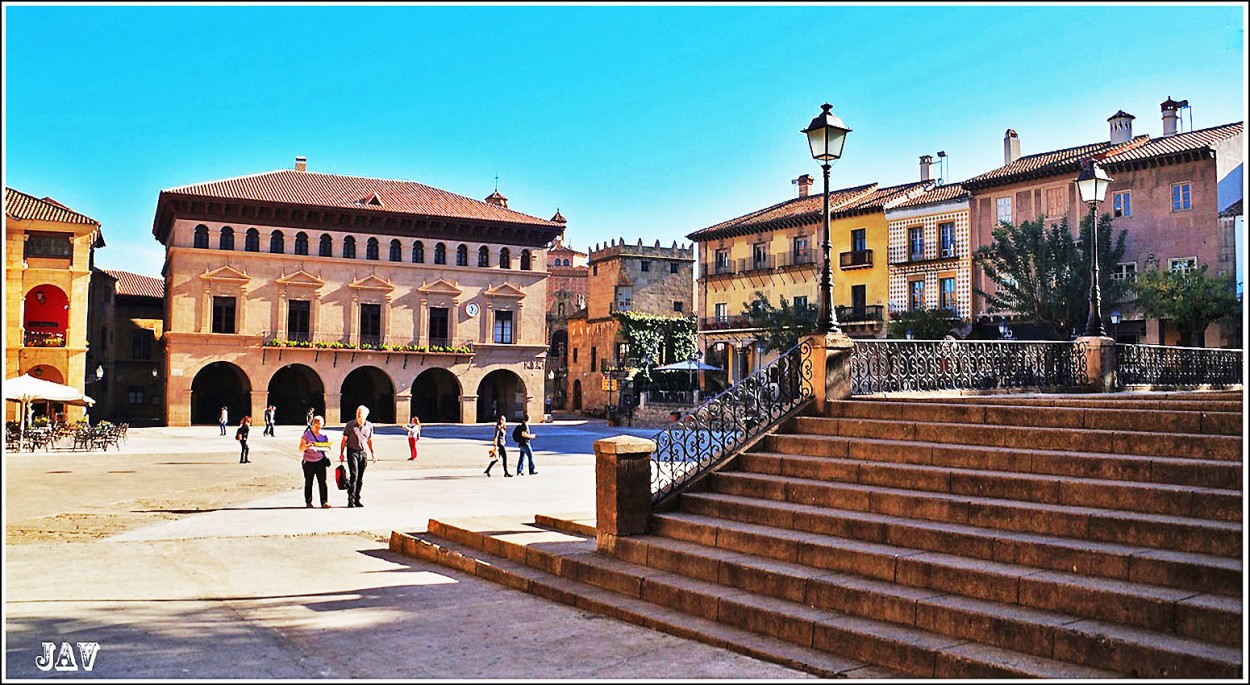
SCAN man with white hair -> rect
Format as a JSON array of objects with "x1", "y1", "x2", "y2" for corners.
[{"x1": 339, "y1": 404, "x2": 376, "y2": 508}]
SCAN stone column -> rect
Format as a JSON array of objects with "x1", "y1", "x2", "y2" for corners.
[
  {"x1": 594, "y1": 435, "x2": 656, "y2": 554},
  {"x1": 250, "y1": 390, "x2": 268, "y2": 422},
  {"x1": 459, "y1": 394, "x2": 478, "y2": 424},
  {"x1": 1078, "y1": 335, "x2": 1117, "y2": 392},
  {"x1": 394, "y1": 394, "x2": 411, "y2": 424},
  {"x1": 324, "y1": 392, "x2": 341, "y2": 425},
  {"x1": 802, "y1": 332, "x2": 856, "y2": 414}
]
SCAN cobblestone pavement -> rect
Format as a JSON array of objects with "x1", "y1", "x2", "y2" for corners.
[{"x1": 3, "y1": 420, "x2": 811, "y2": 680}]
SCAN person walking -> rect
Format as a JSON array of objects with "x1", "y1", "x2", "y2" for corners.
[
  {"x1": 235, "y1": 416, "x2": 252, "y2": 464},
  {"x1": 299, "y1": 416, "x2": 333, "y2": 508},
  {"x1": 263, "y1": 405, "x2": 276, "y2": 437},
  {"x1": 405, "y1": 416, "x2": 422, "y2": 462},
  {"x1": 219, "y1": 406, "x2": 229, "y2": 436},
  {"x1": 485, "y1": 415, "x2": 511, "y2": 477},
  {"x1": 513, "y1": 414, "x2": 537, "y2": 476},
  {"x1": 339, "y1": 405, "x2": 376, "y2": 508},
  {"x1": 305, "y1": 407, "x2": 315, "y2": 430}
]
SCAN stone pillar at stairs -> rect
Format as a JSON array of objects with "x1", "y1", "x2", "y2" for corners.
[
  {"x1": 802, "y1": 332, "x2": 856, "y2": 414},
  {"x1": 594, "y1": 435, "x2": 656, "y2": 554},
  {"x1": 1078, "y1": 335, "x2": 1117, "y2": 392}
]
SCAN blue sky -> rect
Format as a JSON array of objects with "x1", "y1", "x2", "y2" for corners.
[{"x1": 4, "y1": 3, "x2": 1246, "y2": 279}]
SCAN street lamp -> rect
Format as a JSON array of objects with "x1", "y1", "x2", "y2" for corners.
[
  {"x1": 95, "y1": 365, "x2": 104, "y2": 381},
  {"x1": 1076, "y1": 159, "x2": 1113, "y2": 336},
  {"x1": 803, "y1": 103, "x2": 852, "y2": 334},
  {"x1": 1110, "y1": 310, "x2": 1122, "y2": 342}
]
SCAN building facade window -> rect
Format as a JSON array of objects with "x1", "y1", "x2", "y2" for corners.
[
  {"x1": 343, "y1": 236, "x2": 357, "y2": 259},
  {"x1": 211, "y1": 296, "x2": 237, "y2": 334},
  {"x1": 641, "y1": 259, "x2": 652, "y2": 272},
  {"x1": 245, "y1": 228, "x2": 260, "y2": 252},
  {"x1": 673, "y1": 301, "x2": 684, "y2": 313},
  {"x1": 131, "y1": 329, "x2": 154, "y2": 360},
  {"x1": 1043, "y1": 186, "x2": 1067, "y2": 221},
  {"x1": 389, "y1": 239, "x2": 402, "y2": 262},
  {"x1": 499, "y1": 248, "x2": 511, "y2": 269},
  {"x1": 294, "y1": 232, "x2": 309, "y2": 255},
  {"x1": 939, "y1": 277, "x2": 956, "y2": 312},
  {"x1": 850, "y1": 284, "x2": 867, "y2": 316},
  {"x1": 270, "y1": 230, "x2": 284, "y2": 254},
  {"x1": 1113, "y1": 190, "x2": 1132, "y2": 218},
  {"x1": 434, "y1": 242, "x2": 446, "y2": 265},
  {"x1": 287, "y1": 300, "x2": 311, "y2": 340},
  {"x1": 714, "y1": 302, "x2": 728, "y2": 322},
  {"x1": 908, "y1": 280, "x2": 925, "y2": 311},
  {"x1": 477, "y1": 246, "x2": 489, "y2": 267},
  {"x1": 793, "y1": 295, "x2": 808, "y2": 310},
  {"x1": 670, "y1": 262, "x2": 679, "y2": 274},
  {"x1": 850, "y1": 229, "x2": 867, "y2": 253},
  {"x1": 939, "y1": 222, "x2": 955, "y2": 257},
  {"x1": 127, "y1": 386, "x2": 145, "y2": 405},
  {"x1": 714, "y1": 248, "x2": 730, "y2": 273},
  {"x1": 1169, "y1": 256, "x2": 1197, "y2": 272},
  {"x1": 319, "y1": 234, "x2": 333, "y2": 257},
  {"x1": 493, "y1": 310, "x2": 514, "y2": 344},
  {"x1": 616, "y1": 342, "x2": 628, "y2": 363},
  {"x1": 520, "y1": 250, "x2": 532, "y2": 270},
  {"x1": 359, "y1": 303, "x2": 381, "y2": 345},
  {"x1": 428, "y1": 307, "x2": 449, "y2": 345},
  {"x1": 365, "y1": 237, "x2": 379, "y2": 260},
  {"x1": 1171, "y1": 182, "x2": 1192, "y2": 212},
  {"x1": 793, "y1": 235, "x2": 811, "y2": 264},
  {"x1": 193, "y1": 225, "x2": 210, "y2": 249},
  {"x1": 996, "y1": 197, "x2": 1012, "y2": 225},
  {"x1": 1112, "y1": 262, "x2": 1138, "y2": 282},
  {"x1": 614, "y1": 286, "x2": 632, "y2": 311},
  {"x1": 413, "y1": 241, "x2": 424, "y2": 263},
  {"x1": 219, "y1": 227, "x2": 235, "y2": 250},
  {"x1": 908, "y1": 226, "x2": 924, "y2": 260},
  {"x1": 572, "y1": 348, "x2": 579, "y2": 363}
]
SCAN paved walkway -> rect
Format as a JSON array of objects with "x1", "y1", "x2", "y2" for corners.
[{"x1": 4, "y1": 421, "x2": 811, "y2": 679}]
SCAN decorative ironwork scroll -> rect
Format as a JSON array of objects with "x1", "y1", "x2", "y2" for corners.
[
  {"x1": 850, "y1": 339, "x2": 1089, "y2": 395},
  {"x1": 650, "y1": 339, "x2": 814, "y2": 506},
  {"x1": 1115, "y1": 343, "x2": 1243, "y2": 388}
]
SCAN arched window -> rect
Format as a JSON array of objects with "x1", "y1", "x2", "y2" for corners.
[
  {"x1": 477, "y1": 246, "x2": 490, "y2": 267},
  {"x1": 520, "y1": 249, "x2": 532, "y2": 271},
  {"x1": 434, "y1": 242, "x2": 446, "y2": 265},
  {"x1": 389, "y1": 239, "x2": 402, "y2": 262},
  {"x1": 269, "y1": 230, "x2": 284, "y2": 254},
  {"x1": 219, "y1": 226, "x2": 235, "y2": 250},
  {"x1": 499, "y1": 248, "x2": 512, "y2": 269},
  {"x1": 413, "y1": 241, "x2": 424, "y2": 263},
  {"x1": 343, "y1": 236, "x2": 357, "y2": 259},
  {"x1": 564, "y1": 258, "x2": 571, "y2": 266},
  {"x1": 366, "y1": 237, "x2": 379, "y2": 260},
  {"x1": 244, "y1": 228, "x2": 260, "y2": 252},
  {"x1": 319, "y1": 234, "x2": 333, "y2": 257},
  {"x1": 194, "y1": 225, "x2": 210, "y2": 249},
  {"x1": 294, "y1": 232, "x2": 309, "y2": 255},
  {"x1": 456, "y1": 244, "x2": 469, "y2": 266}
]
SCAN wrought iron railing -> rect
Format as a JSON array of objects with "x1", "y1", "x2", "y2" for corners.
[
  {"x1": 1114, "y1": 343, "x2": 1243, "y2": 388},
  {"x1": 650, "y1": 339, "x2": 814, "y2": 506},
  {"x1": 850, "y1": 339, "x2": 1089, "y2": 394},
  {"x1": 839, "y1": 249, "x2": 873, "y2": 269}
]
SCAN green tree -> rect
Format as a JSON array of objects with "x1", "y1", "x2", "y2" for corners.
[
  {"x1": 975, "y1": 213, "x2": 1128, "y2": 339},
  {"x1": 612, "y1": 311, "x2": 696, "y2": 382},
  {"x1": 745, "y1": 291, "x2": 817, "y2": 352},
  {"x1": 1133, "y1": 263, "x2": 1239, "y2": 347},
  {"x1": 886, "y1": 307, "x2": 965, "y2": 339}
]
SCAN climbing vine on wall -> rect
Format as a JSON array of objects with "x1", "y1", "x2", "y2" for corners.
[{"x1": 612, "y1": 311, "x2": 697, "y2": 382}]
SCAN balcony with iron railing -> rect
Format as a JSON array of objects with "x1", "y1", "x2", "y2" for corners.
[
  {"x1": 261, "y1": 331, "x2": 475, "y2": 354},
  {"x1": 699, "y1": 314, "x2": 755, "y2": 330},
  {"x1": 23, "y1": 329, "x2": 67, "y2": 348},
  {"x1": 839, "y1": 249, "x2": 873, "y2": 269},
  {"x1": 835, "y1": 305, "x2": 884, "y2": 324}
]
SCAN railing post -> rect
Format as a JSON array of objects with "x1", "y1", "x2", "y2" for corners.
[
  {"x1": 804, "y1": 332, "x2": 855, "y2": 412},
  {"x1": 594, "y1": 435, "x2": 656, "y2": 554},
  {"x1": 1077, "y1": 335, "x2": 1117, "y2": 392}
]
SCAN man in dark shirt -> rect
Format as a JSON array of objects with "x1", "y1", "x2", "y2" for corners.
[
  {"x1": 339, "y1": 405, "x2": 376, "y2": 508},
  {"x1": 514, "y1": 414, "x2": 537, "y2": 476}
]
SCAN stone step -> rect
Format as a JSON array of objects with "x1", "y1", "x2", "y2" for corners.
[
  {"x1": 763, "y1": 433, "x2": 1242, "y2": 490},
  {"x1": 679, "y1": 491, "x2": 1242, "y2": 596},
  {"x1": 873, "y1": 393, "x2": 1242, "y2": 411},
  {"x1": 611, "y1": 531, "x2": 1242, "y2": 673},
  {"x1": 649, "y1": 511, "x2": 1242, "y2": 647},
  {"x1": 792, "y1": 415, "x2": 1242, "y2": 461},
  {"x1": 825, "y1": 399, "x2": 1243, "y2": 435},
  {"x1": 385, "y1": 529, "x2": 902, "y2": 679},
  {"x1": 705, "y1": 471, "x2": 1242, "y2": 557},
  {"x1": 738, "y1": 451, "x2": 1242, "y2": 521},
  {"x1": 391, "y1": 526, "x2": 1126, "y2": 679}
]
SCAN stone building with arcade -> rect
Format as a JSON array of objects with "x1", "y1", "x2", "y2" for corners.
[{"x1": 151, "y1": 159, "x2": 564, "y2": 426}]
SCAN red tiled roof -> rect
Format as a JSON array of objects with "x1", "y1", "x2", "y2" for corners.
[
  {"x1": 962, "y1": 136, "x2": 1149, "y2": 190},
  {"x1": 1102, "y1": 122, "x2": 1243, "y2": 167},
  {"x1": 103, "y1": 269, "x2": 165, "y2": 299},
  {"x1": 889, "y1": 183, "x2": 971, "y2": 210},
  {"x1": 838, "y1": 181, "x2": 931, "y2": 214},
  {"x1": 162, "y1": 170, "x2": 560, "y2": 227},
  {"x1": 687, "y1": 183, "x2": 878, "y2": 241},
  {"x1": 5, "y1": 187, "x2": 100, "y2": 226}
]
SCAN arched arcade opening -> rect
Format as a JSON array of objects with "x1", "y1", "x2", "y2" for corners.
[
  {"x1": 267, "y1": 364, "x2": 325, "y2": 424},
  {"x1": 340, "y1": 366, "x2": 395, "y2": 424},
  {"x1": 476, "y1": 369, "x2": 526, "y2": 423},
  {"x1": 410, "y1": 368, "x2": 461, "y2": 423},
  {"x1": 190, "y1": 362, "x2": 251, "y2": 425}
]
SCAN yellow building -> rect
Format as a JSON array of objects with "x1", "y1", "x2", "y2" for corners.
[
  {"x1": 688, "y1": 176, "x2": 928, "y2": 386},
  {"x1": 5, "y1": 187, "x2": 105, "y2": 422}
]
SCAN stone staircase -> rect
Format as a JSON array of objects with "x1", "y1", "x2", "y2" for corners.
[{"x1": 392, "y1": 391, "x2": 1244, "y2": 679}]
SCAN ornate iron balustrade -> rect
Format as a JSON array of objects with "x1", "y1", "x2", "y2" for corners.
[
  {"x1": 650, "y1": 339, "x2": 814, "y2": 507},
  {"x1": 850, "y1": 339, "x2": 1089, "y2": 394},
  {"x1": 1114, "y1": 343, "x2": 1243, "y2": 388}
]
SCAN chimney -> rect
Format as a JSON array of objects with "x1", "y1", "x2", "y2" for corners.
[
  {"x1": 1161, "y1": 96, "x2": 1185, "y2": 136},
  {"x1": 294, "y1": 156, "x2": 307, "y2": 172},
  {"x1": 1003, "y1": 129, "x2": 1020, "y2": 164},
  {"x1": 919, "y1": 155, "x2": 933, "y2": 182},
  {"x1": 793, "y1": 174, "x2": 814, "y2": 198},
  {"x1": 1107, "y1": 110, "x2": 1135, "y2": 144}
]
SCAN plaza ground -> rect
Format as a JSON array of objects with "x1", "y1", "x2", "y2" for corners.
[{"x1": 3, "y1": 419, "x2": 810, "y2": 679}]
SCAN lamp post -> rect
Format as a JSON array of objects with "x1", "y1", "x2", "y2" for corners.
[
  {"x1": 1076, "y1": 159, "x2": 1113, "y2": 336},
  {"x1": 803, "y1": 103, "x2": 852, "y2": 334},
  {"x1": 1110, "y1": 310, "x2": 1122, "y2": 342}
]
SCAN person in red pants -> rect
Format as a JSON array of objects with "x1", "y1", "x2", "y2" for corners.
[{"x1": 405, "y1": 416, "x2": 421, "y2": 462}]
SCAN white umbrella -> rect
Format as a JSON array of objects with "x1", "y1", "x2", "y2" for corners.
[
  {"x1": 653, "y1": 360, "x2": 722, "y2": 372},
  {"x1": 4, "y1": 374, "x2": 95, "y2": 450}
]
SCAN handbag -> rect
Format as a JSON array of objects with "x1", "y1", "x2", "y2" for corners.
[{"x1": 334, "y1": 464, "x2": 348, "y2": 490}]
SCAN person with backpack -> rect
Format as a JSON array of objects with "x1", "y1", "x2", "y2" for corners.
[{"x1": 513, "y1": 414, "x2": 537, "y2": 476}]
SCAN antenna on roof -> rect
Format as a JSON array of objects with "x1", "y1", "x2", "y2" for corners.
[
  {"x1": 936, "y1": 151, "x2": 949, "y2": 185},
  {"x1": 494, "y1": 172, "x2": 499, "y2": 192}
]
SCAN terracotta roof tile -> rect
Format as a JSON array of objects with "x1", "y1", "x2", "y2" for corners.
[
  {"x1": 162, "y1": 170, "x2": 560, "y2": 227},
  {"x1": 5, "y1": 187, "x2": 100, "y2": 226},
  {"x1": 839, "y1": 181, "x2": 931, "y2": 213},
  {"x1": 103, "y1": 269, "x2": 165, "y2": 299},
  {"x1": 889, "y1": 183, "x2": 971, "y2": 210},
  {"x1": 962, "y1": 136, "x2": 1149, "y2": 190},
  {"x1": 1102, "y1": 122, "x2": 1243, "y2": 166},
  {"x1": 687, "y1": 182, "x2": 878, "y2": 241}
]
